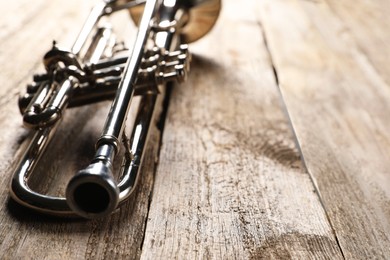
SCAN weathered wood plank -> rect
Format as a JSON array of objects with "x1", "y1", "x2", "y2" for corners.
[
  {"x1": 4, "y1": 0, "x2": 388, "y2": 258},
  {"x1": 322, "y1": 0, "x2": 390, "y2": 86},
  {"x1": 259, "y1": 0, "x2": 390, "y2": 258},
  {"x1": 0, "y1": 1, "x2": 160, "y2": 259},
  {"x1": 140, "y1": 0, "x2": 343, "y2": 259}
]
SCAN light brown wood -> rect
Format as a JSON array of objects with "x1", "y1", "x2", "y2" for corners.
[
  {"x1": 322, "y1": 0, "x2": 390, "y2": 86},
  {"x1": 258, "y1": 0, "x2": 390, "y2": 258},
  {"x1": 1, "y1": 0, "x2": 389, "y2": 259},
  {"x1": 139, "y1": 0, "x2": 343, "y2": 259}
]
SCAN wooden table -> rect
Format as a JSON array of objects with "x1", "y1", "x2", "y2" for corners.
[{"x1": 0, "y1": 0, "x2": 389, "y2": 259}]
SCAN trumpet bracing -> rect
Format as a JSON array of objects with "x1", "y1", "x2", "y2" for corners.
[{"x1": 10, "y1": 0, "x2": 220, "y2": 219}]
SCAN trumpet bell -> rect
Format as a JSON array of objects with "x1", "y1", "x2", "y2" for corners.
[{"x1": 129, "y1": 0, "x2": 221, "y2": 43}]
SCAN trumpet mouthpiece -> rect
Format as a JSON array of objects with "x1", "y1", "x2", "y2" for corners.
[{"x1": 66, "y1": 161, "x2": 119, "y2": 219}]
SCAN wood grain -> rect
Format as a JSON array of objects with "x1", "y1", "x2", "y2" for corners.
[
  {"x1": 2, "y1": 0, "x2": 389, "y2": 259},
  {"x1": 139, "y1": 0, "x2": 343, "y2": 259},
  {"x1": 258, "y1": 0, "x2": 390, "y2": 258},
  {"x1": 322, "y1": 0, "x2": 390, "y2": 86}
]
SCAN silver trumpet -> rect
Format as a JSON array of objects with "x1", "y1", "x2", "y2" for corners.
[{"x1": 10, "y1": 0, "x2": 220, "y2": 219}]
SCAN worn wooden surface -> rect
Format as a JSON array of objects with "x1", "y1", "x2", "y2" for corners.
[
  {"x1": 258, "y1": 0, "x2": 390, "y2": 258},
  {"x1": 0, "y1": 0, "x2": 389, "y2": 259},
  {"x1": 139, "y1": 0, "x2": 342, "y2": 259}
]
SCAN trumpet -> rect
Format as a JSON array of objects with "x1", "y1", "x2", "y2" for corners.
[{"x1": 10, "y1": 0, "x2": 220, "y2": 219}]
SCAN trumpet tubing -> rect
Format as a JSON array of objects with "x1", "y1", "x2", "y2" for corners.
[{"x1": 10, "y1": 0, "x2": 221, "y2": 219}]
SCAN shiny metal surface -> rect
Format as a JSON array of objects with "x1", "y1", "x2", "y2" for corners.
[{"x1": 10, "y1": 0, "x2": 220, "y2": 219}]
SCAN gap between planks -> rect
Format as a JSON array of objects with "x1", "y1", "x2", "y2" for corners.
[
  {"x1": 139, "y1": 0, "x2": 343, "y2": 258},
  {"x1": 258, "y1": 0, "x2": 390, "y2": 258}
]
